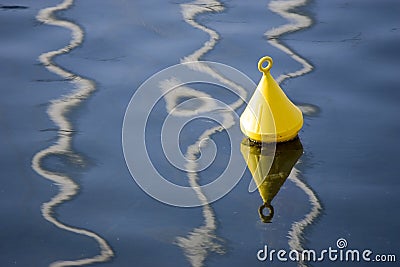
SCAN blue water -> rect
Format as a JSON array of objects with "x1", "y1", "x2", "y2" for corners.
[{"x1": 1, "y1": 0, "x2": 399, "y2": 266}]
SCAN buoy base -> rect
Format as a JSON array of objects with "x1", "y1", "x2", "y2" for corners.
[
  {"x1": 240, "y1": 118, "x2": 302, "y2": 143},
  {"x1": 247, "y1": 134, "x2": 299, "y2": 145}
]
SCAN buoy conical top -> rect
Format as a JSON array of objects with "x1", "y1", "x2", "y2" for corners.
[{"x1": 240, "y1": 56, "x2": 303, "y2": 143}]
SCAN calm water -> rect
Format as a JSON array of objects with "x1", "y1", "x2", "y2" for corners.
[{"x1": 1, "y1": 0, "x2": 399, "y2": 266}]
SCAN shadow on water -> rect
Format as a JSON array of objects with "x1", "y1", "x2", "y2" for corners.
[
  {"x1": 32, "y1": 0, "x2": 113, "y2": 266},
  {"x1": 0, "y1": 5, "x2": 28, "y2": 10}
]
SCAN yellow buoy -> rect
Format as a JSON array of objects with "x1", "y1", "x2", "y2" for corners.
[
  {"x1": 240, "y1": 56, "x2": 303, "y2": 143},
  {"x1": 240, "y1": 137, "x2": 303, "y2": 222}
]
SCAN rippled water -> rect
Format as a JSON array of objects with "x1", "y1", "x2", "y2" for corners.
[{"x1": 1, "y1": 0, "x2": 399, "y2": 266}]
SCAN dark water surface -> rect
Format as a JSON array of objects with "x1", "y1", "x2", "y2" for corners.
[{"x1": 1, "y1": 0, "x2": 399, "y2": 266}]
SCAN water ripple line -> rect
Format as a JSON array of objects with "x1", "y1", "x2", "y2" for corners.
[
  {"x1": 287, "y1": 166, "x2": 322, "y2": 267},
  {"x1": 32, "y1": 0, "x2": 113, "y2": 266},
  {"x1": 266, "y1": 0, "x2": 313, "y2": 84},
  {"x1": 266, "y1": 1, "x2": 321, "y2": 266},
  {"x1": 172, "y1": 1, "x2": 247, "y2": 266}
]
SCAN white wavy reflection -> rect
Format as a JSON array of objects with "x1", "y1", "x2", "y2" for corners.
[
  {"x1": 287, "y1": 166, "x2": 322, "y2": 267},
  {"x1": 266, "y1": 1, "x2": 321, "y2": 266},
  {"x1": 32, "y1": 0, "x2": 113, "y2": 266},
  {"x1": 266, "y1": 0, "x2": 313, "y2": 84},
  {"x1": 162, "y1": 1, "x2": 247, "y2": 266}
]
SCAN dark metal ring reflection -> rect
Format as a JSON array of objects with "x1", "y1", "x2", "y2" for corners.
[{"x1": 258, "y1": 202, "x2": 275, "y2": 223}]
